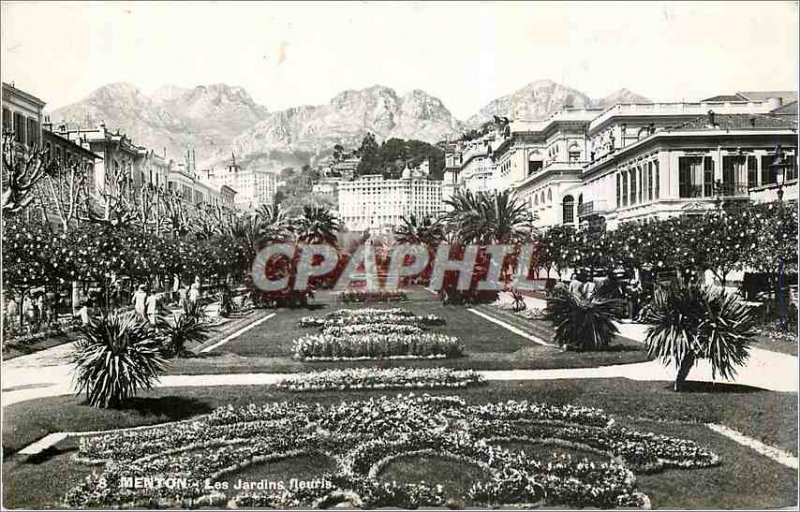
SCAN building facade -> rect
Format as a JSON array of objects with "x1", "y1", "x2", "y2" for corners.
[
  {"x1": 2, "y1": 82, "x2": 45, "y2": 150},
  {"x1": 338, "y1": 169, "x2": 443, "y2": 233},
  {"x1": 200, "y1": 156, "x2": 276, "y2": 211},
  {"x1": 487, "y1": 96, "x2": 797, "y2": 231}
]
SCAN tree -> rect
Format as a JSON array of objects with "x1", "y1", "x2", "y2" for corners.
[
  {"x1": 642, "y1": 284, "x2": 756, "y2": 391},
  {"x1": 693, "y1": 205, "x2": 754, "y2": 288},
  {"x1": 395, "y1": 214, "x2": 445, "y2": 246},
  {"x1": 443, "y1": 189, "x2": 534, "y2": 244},
  {"x1": 2, "y1": 131, "x2": 54, "y2": 215},
  {"x1": 355, "y1": 133, "x2": 381, "y2": 176},
  {"x1": 295, "y1": 206, "x2": 340, "y2": 245}
]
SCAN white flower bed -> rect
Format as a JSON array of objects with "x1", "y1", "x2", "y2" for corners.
[
  {"x1": 277, "y1": 368, "x2": 485, "y2": 392},
  {"x1": 292, "y1": 332, "x2": 463, "y2": 361},
  {"x1": 294, "y1": 308, "x2": 454, "y2": 360},
  {"x1": 65, "y1": 394, "x2": 719, "y2": 509},
  {"x1": 298, "y1": 308, "x2": 445, "y2": 328}
]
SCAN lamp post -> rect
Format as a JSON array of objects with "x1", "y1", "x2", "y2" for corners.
[{"x1": 770, "y1": 146, "x2": 791, "y2": 331}]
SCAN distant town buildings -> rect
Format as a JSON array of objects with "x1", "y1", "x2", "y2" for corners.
[
  {"x1": 338, "y1": 165, "x2": 443, "y2": 233},
  {"x1": 200, "y1": 154, "x2": 277, "y2": 211}
]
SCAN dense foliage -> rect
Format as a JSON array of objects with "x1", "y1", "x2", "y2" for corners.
[{"x1": 355, "y1": 134, "x2": 446, "y2": 179}]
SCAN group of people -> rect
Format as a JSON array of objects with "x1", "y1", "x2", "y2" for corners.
[
  {"x1": 132, "y1": 278, "x2": 203, "y2": 325},
  {"x1": 4, "y1": 290, "x2": 59, "y2": 332}
]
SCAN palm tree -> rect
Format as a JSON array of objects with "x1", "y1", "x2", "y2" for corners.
[
  {"x1": 295, "y1": 206, "x2": 341, "y2": 245},
  {"x1": 395, "y1": 214, "x2": 445, "y2": 246},
  {"x1": 255, "y1": 203, "x2": 292, "y2": 242},
  {"x1": 642, "y1": 283, "x2": 756, "y2": 391},
  {"x1": 443, "y1": 189, "x2": 534, "y2": 244}
]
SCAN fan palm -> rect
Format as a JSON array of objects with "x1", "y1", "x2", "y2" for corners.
[
  {"x1": 295, "y1": 206, "x2": 341, "y2": 245},
  {"x1": 443, "y1": 189, "x2": 534, "y2": 244},
  {"x1": 395, "y1": 214, "x2": 445, "y2": 246},
  {"x1": 543, "y1": 288, "x2": 622, "y2": 351},
  {"x1": 255, "y1": 203, "x2": 293, "y2": 242},
  {"x1": 72, "y1": 312, "x2": 166, "y2": 408},
  {"x1": 641, "y1": 284, "x2": 755, "y2": 391}
]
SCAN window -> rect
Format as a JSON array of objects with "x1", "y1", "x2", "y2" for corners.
[
  {"x1": 563, "y1": 195, "x2": 575, "y2": 225},
  {"x1": 747, "y1": 155, "x2": 758, "y2": 188},
  {"x1": 528, "y1": 160, "x2": 543, "y2": 176},
  {"x1": 616, "y1": 173, "x2": 621, "y2": 208},
  {"x1": 654, "y1": 161, "x2": 660, "y2": 199},
  {"x1": 622, "y1": 172, "x2": 628, "y2": 206},
  {"x1": 761, "y1": 155, "x2": 775, "y2": 185},
  {"x1": 629, "y1": 169, "x2": 637, "y2": 205},
  {"x1": 547, "y1": 189, "x2": 552, "y2": 203},
  {"x1": 2, "y1": 108, "x2": 11, "y2": 133},
  {"x1": 703, "y1": 156, "x2": 714, "y2": 196},
  {"x1": 27, "y1": 118, "x2": 39, "y2": 147},
  {"x1": 647, "y1": 162, "x2": 653, "y2": 201},
  {"x1": 638, "y1": 167, "x2": 643, "y2": 202},
  {"x1": 13, "y1": 113, "x2": 25, "y2": 144},
  {"x1": 679, "y1": 156, "x2": 704, "y2": 198}
]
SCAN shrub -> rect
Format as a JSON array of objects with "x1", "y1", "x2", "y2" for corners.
[
  {"x1": 543, "y1": 289, "x2": 622, "y2": 350},
  {"x1": 71, "y1": 312, "x2": 166, "y2": 408},
  {"x1": 158, "y1": 305, "x2": 211, "y2": 357},
  {"x1": 641, "y1": 284, "x2": 756, "y2": 391}
]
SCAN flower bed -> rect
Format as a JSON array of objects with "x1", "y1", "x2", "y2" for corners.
[
  {"x1": 277, "y1": 368, "x2": 486, "y2": 392},
  {"x1": 65, "y1": 394, "x2": 718, "y2": 509},
  {"x1": 292, "y1": 332, "x2": 463, "y2": 361},
  {"x1": 336, "y1": 290, "x2": 408, "y2": 303},
  {"x1": 298, "y1": 309, "x2": 445, "y2": 328}
]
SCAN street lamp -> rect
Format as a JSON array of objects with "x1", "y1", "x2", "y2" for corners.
[{"x1": 770, "y1": 145, "x2": 791, "y2": 330}]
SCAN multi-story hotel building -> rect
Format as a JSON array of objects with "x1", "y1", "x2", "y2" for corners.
[
  {"x1": 200, "y1": 155, "x2": 276, "y2": 211},
  {"x1": 490, "y1": 94, "x2": 797, "y2": 231},
  {"x1": 338, "y1": 167, "x2": 443, "y2": 233}
]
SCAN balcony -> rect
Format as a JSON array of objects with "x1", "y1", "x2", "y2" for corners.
[
  {"x1": 678, "y1": 183, "x2": 750, "y2": 199},
  {"x1": 578, "y1": 200, "x2": 610, "y2": 218}
]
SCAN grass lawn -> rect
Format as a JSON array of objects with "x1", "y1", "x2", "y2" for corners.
[
  {"x1": 3, "y1": 378, "x2": 796, "y2": 509},
  {"x1": 173, "y1": 287, "x2": 649, "y2": 374},
  {"x1": 2, "y1": 331, "x2": 76, "y2": 361}
]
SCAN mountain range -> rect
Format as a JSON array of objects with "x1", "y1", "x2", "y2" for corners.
[{"x1": 50, "y1": 79, "x2": 650, "y2": 173}]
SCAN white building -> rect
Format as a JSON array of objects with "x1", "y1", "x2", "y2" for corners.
[
  {"x1": 200, "y1": 155, "x2": 276, "y2": 211},
  {"x1": 490, "y1": 95, "x2": 797, "y2": 230},
  {"x1": 338, "y1": 167, "x2": 443, "y2": 233},
  {"x1": 443, "y1": 138, "x2": 498, "y2": 205}
]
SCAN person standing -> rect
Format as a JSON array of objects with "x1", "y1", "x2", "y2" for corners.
[
  {"x1": 178, "y1": 283, "x2": 189, "y2": 309},
  {"x1": 5, "y1": 294, "x2": 18, "y2": 331},
  {"x1": 145, "y1": 292, "x2": 160, "y2": 325},
  {"x1": 132, "y1": 285, "x2": 148, "y2": 319},
  {"x1": 188, "y1": 282, "x2": 201, "y2": 305}
]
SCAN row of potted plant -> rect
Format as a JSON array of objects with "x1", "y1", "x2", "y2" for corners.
[
  {"x1": 276, "y1": 367, "x2": 486, "y2": 392},
  {"x1": 66, "y1": 394, "x2": 716, "y2": 509},
  {"x1": 291, "y1": 332, "x2": 464, "y2": 361}
]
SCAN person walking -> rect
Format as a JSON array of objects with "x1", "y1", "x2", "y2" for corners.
[{"x1": 132, "y1": 285, "x2": 148, "y2": 319}]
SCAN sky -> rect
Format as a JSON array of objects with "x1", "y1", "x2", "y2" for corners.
[{"x1": 1, "y1": 1, "x2": 798, "y2": 119}]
